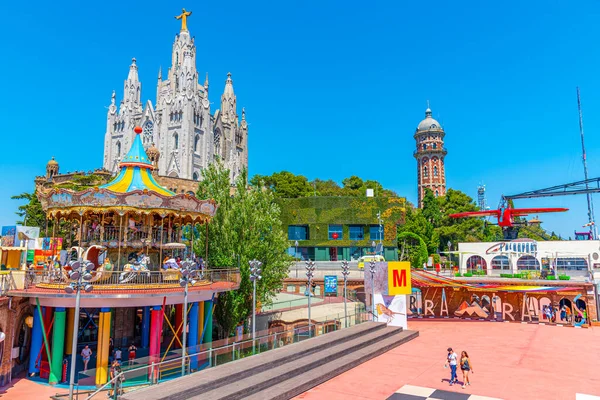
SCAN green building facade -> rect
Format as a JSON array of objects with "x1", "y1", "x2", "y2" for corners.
[{"x1": 276, "y1": 196, "x2": 406, "y2": 262}]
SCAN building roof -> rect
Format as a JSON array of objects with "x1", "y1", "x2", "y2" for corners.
[
  {"x1": 417, "y1": 108, "x2": 443, "y2": 132},
  {"x1": 100, "y1": 128, "x2": 174, "y2": 196}
]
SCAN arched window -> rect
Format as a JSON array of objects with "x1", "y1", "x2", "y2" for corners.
[
  {"x1": 433, "y1": 166, "x2": 438, "y2": 177},
  {"x1": 116, "y1": 141, "x2": 121, "y2": 157},
  {"x1": 435, "y1": 190, "x2": 439, "y2": 197},
  {"x1": 179, "y1": 111, "x2": 183, "y2": 121},
  {"x1": 423, "y1": 166, "x2": 428, "y2": 177},
  {"x1": 193, "y1": 172, "x2": 199, "y2": 181},
  {"x1": 491, "y1": 255, "x2": 510, "y2": 270},
  {"x1": 214, "y1": 129, "x2": 221, "y2": 155},
  {"x1": 173, "y1": 133, "x2": 179, "y2": 150},
  {"x1": 142, "y1": 121, "x2": 153, "y2": 147},
  {"x1": 517, "y1": 255, "x2": 540, "y2": 270},
  {"x1": 194, "y1": 135, "x2": 200, "y2": 152},
  {"x1": 466, "y1": 255, "x2": 487, "y2": 272},
  {"x1": 422, "y1": 144, "x2": 427, "y2": 150},
  {"x1": 433, "y1": 143, "x2": 437, "y2": 149}
]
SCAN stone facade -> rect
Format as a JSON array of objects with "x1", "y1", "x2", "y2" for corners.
[
  {"x1": 102, "y1": 20, "x2": 248, "y2": 184},
  {"x1": 414, "y1": 107, "x2": 447, "y2": 207}
]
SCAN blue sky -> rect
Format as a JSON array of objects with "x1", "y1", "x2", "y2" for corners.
[{"x1": 1, "y1": 1, "x2": 600, "y2": 238}]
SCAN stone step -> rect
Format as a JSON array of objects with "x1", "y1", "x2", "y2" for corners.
[
  {"x1": 194, "y1": 325, "x2": 405, "y2": 400},
  {"x1": 244, "y1": 329, "x2": 419, "y2": 400},
  {"x1": 122, "y1": 322, "x2": 387, "y2": 400}
]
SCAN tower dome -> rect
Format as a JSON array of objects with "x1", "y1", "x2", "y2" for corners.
[
  {"x1": 46, "y1": 157, "x2": 59, "y2": 180},
  {"x1": 417, "y1": 108, "x2": 443, "y2": 132},
  {"x1": 147, "y1": 143, "x2": 160, "y2": 171}
]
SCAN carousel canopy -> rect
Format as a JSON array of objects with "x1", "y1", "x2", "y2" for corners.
[
  {"x1": 99, "y1": 130, "x2": 174, "y2": 196},
  {"x1": 37, "y1": 127, "x2": 218, "y2": 223}
]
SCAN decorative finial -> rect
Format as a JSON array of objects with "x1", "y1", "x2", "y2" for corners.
[
  {"x1": 131, "y1": 57, "x2": 137, "y2": 65},
  {"x1": 204, "y1": 72, "x2": 209, "y2": 88},
  {"x1": 158, "y1": 66, "x2": 162, "y2": 80},
  {"x1": 175, "y1": 8, "x2": 193, "y2": 31},
  {"x1": 111, "y1": 90, "x2": 116, "y2": 104},
  {"x1": 134, "y1": 126, "x2": 143, "y2": 135},
  {"x1": 242, "y1": 107, "x2": 246, "y2": 120},
  {"x1": 227, "y1": 72, "x2": 232, "y2": 78}
]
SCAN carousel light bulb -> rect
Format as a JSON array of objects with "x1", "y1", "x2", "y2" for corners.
[
  {"x1": 83, "y1": 272, "x2": 93, "y2": 281},
  {"x1": 85, "y1": 262, "x2": 95, "y2": 271},
  {"x1": 70, "y1": 271, "x2": 81, "y2": 281},
  {"x1": 84, "y1": 284, "x2": 93, "y2": 293},
  {"x1": 179, "y1": 279, "x2": 187, "y2": 288},
  {"x1": 70, "y1": 261, "x2": 81, "y2": 270},
  {"x1": 64, "y1": 285, "x2": 74, "y2": 294}
]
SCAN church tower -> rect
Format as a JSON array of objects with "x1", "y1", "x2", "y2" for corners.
[
  {"x1": 414, "y1": 105, "x2": 447, "y2": 207},
  {"x1": 103, "y1": 10, "x2": 248, "y2": 183}
]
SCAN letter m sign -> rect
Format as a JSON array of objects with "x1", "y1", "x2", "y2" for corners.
[{"x1": 387, "y1": 261, "x2": 412, "y2": 295}]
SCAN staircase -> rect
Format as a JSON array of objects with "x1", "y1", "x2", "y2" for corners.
[{"x1": 122, "y1": 322, "x2": 418, "y2": 400}]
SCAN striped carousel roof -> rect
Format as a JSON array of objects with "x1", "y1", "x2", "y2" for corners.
[{"x1": 100, "y1": 129, "x2": 175, "y2": 196}]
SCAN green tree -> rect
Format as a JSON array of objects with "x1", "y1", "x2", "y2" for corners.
[
  {"x1": 421, "y1": 188, "x2": 441, "y2": 227},
  {"x1": 11, "y1": 192, "x2": 46, "y2": 227},
  {"x1": 196, "y1": 162, "x2": 292, "y2": 338},
  {"x1": 311, "y1": 179, "x2": 342, "y2": 196},
  {"x1": 397, "y1": 232, "x2": 428, "y2": 268},
  {"x1": 250, "y1": 171, "x2": 313, "y2": 198}
]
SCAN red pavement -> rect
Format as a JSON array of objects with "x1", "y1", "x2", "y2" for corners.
[
  {"x1": 0, "y1": 375, "x2": 68, "y2": 399},
  {"x1": 296, "y1": 320, "x2": 600, "y2": 400}
]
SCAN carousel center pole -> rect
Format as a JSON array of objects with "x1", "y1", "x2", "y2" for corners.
[
  {"x1": 117, "y1": 214, "x2": 123, "y2": 271},
  {"x1": 78, "y1": 215, "x2": 84, "y2": 260},
  {"x1": 159, "y1": 216, "x2": 165, "y2": 267}
]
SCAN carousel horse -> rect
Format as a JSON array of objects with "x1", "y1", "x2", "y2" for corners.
[{"x1": 120, "y1": 254, "x2": 151, "y2": 283}]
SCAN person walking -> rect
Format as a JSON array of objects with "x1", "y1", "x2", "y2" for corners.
[
  {"x1": 128, "y1": 344, "x2": 137, "y2": 366},
  {"x1": 109, "y1": 359, "x2": 123, "y2": 397},
  {"x1": 81, "y1": 345, "x2": 92, "y2": 371},
  {"x1": 444, "y1": 347, "x2": 458, "y2": 385},
  {"x1": 460, "y1": 351, "x2": 474, "y2": 389},
  {"x1": 114, "y1": 347, "x2": 122, "y2": 365}
]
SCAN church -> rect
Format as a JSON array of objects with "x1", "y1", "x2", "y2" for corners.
[{"x1": 103, "y1": 9, "x2": 248, "y2": 185}]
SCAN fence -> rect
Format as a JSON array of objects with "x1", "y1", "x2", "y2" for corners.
[
  {"x1": 16, "y1": 268, "x2": 240, "y2": 291},
  {"x1": 68, "y1": 305, "x2": 368, "y2": 399}
]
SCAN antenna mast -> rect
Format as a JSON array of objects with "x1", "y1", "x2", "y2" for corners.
[{"x1": 576, "y1": 87, "x2": 597, "y2": 239}]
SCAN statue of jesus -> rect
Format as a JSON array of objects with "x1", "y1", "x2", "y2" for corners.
[{"x1": 175, "y1": 8, "x2": 192, "y2": 31}]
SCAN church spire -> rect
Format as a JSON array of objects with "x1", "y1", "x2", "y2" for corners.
[
  {"x1": 221, "y1": 72, "x2": 237, "y2": 122},
  {"x1": 123, "y1": 58, "x2": 141, "y2": 108},
  {"x1": 158, "y1": 66, "x2": 162, "y2": 80}
]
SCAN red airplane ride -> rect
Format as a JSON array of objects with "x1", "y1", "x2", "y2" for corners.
[{"x1": 449, "y1": 205, "x2": 568, "y2": 228}]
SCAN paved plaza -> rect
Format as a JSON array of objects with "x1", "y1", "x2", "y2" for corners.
[
  {"x1": 296, "y1": 320, "x2": 600, "y2": 400},
  {"x1": 3, "y1": 320, "x2": 600, "y2": 399}
]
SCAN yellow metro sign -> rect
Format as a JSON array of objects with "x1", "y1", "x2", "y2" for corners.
[{"x1": 388, "y1": 261, "x2": 412, "y2": 295}]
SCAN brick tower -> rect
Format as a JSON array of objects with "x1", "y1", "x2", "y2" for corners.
[{"x1": 414, "y1": 105, "x2": 447, "y2": 207}]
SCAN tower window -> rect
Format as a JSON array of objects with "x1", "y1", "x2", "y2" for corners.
[
  {"x1": 116, "y1": 141, "x2": 121, "y2": 157},
  {"x1": 423, "y1": 166, "x2": 428, "y2": 178},
  {"x1": 174, "y1": 133, "x2": 179, "y2": 150},
  {"x1": 422, "y1": 144, "x2": 427, "y2": 150},
  {"x1": 434, "y1": 166, "x2": 438, "y2": 177},
  {"x1": 193, "y1": 172, "x2": 199, "y2": 181},
  {"x1": 433, "y1": 143, "x2": 437, "y2": 149},
  {"x1": 435, "y1": 190, "x2": 439, "y2": 197},
  {"x1": 194, "y1": 135, "x2": 200, "y2": 152}
]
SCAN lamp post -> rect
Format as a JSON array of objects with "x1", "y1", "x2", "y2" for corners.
[
  {"x1": 305, "y1": 260, "x2": 315, "y2": 336},
  {"x1": 377, "y1": 211, "x2": 383, "y2": 250},
  {"x1": 294, "y1": 240, "x2": 299, "y2": 278},
  {"x1": 179, "y1": 260, "x2": 199, "y2": 376},
  {"x1": 341, "y1": 261, "x2": 350, "y2": 328},
  {"x1": 66, "y1": 260, "x2": 94, "y2": 400},
  {"x1": 250, "y1": 260, "x2": 263, "y2": 354},
  {"x1": 369, "y1": 260, "x2": 376, "y2": 321}
]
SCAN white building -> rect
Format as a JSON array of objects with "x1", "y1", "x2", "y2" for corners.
[
  {"x1": 103, "y1": 16, "x2": 248, "y2": 183},
  {"x1": 457, "y1": 239, "x2": 600, "y2": 278}
]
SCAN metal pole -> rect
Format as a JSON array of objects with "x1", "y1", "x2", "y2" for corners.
[
  {"x1": 252, "y1": 277, "x2": 256, "y2": 354},
  {"x1": 307, "y1": 281, "x2": 312, "y2": 335},
  {"x1": 344, "y1": 278, "x2": 348, "y2": 328},
  {"x1": 68, "y1": 288, "x2": 81, "y2": 400},
  {"x1": 181, "y1": 282, "x2": 189, "y2": 377},
  {"x1": 576, "y1": 87, "x2": 597, "y2": 240}
]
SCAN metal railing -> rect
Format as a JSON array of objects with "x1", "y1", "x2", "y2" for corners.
[
  {"x1": 83, "y1": 226, "x2": 182, "y2": 247},
  {"x1": 0, "y1": 271, "x2": 16, "y2": 296},
  {"x1": 16, "y1": 268, "x2": 240, "y2": 291},
  {"x1": 75, "y1": 305, "x2": 368, "y2": 399}
]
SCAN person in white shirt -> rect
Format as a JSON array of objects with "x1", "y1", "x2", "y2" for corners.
[
  {"x1": 81, "y1": 345, "x2": 92, "y2": 371},
  {"x1": 444, "y1": 347, "x2": 459, "y2": 385},
  {"x1": 114, "y1": 348, "x2": 122, "y2": 364}
]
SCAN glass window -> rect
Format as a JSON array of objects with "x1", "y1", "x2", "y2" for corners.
[
  {"x1": 491, "y1": 255, "x2": 510, "y2": 270},
  {"x1": 517, "y1": 255, "x2": 540, "y2": 270},
  {"x1": 556, "y1": 257, "x2": 588, "y2": 271},
  {"x1": 434, "y1": 166, "x2": 438, "y2": 177},
  {"x1": 349, "y1": 225, "x2": 364, "y2": 241},
  {"x1": 288, "y1": 225, "x2": 308, "y2": 240},
  {"x1": 423, "y1": 167, "x2": 428, "y2": 177},
  {"x1": 433, "y1": 143, "x2": 437, "y2": 149},
  {"x1": 328, "y1": 225, "x2": 343, "y2": 240},
  {"x1": 422, "y1": 144, "x2": 427, "y2": 150},
  {"x1": 370, "y1": 225, "x2": 383, "y2": 241}
]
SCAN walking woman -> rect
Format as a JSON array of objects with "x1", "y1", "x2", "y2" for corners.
[{"x1": 460, "y1": 351, "x2": 474, "y2": 389}]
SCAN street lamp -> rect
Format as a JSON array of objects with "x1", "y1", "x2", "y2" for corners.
[
  {"x1": 377, "y1": 211, "x2": 383, "y2": 249},
  {"x1": 249, "y1": 260, "x2": 262, "y2": 354},
  {"x1": 341, "y1": 261, "x2": 350, "y2": 328},
  {"x1": 294, "y1": 240, "x2": 299, "y2": 260},
  {"x1": 179, "y1": 260, "x2": 200, "y2": 376},
  {"x1": 305, "y1": 260, "x2": 316, "y2": 336},
  {"x1": 66, "y1": 260, "x2": 94, "y2": 400},
  {"x1": 369, "y1": 260, "x2": 376, "y2": 321}
]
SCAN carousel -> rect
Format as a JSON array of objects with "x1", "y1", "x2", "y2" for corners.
[
  {"x1": 10, "y1": 126, "x2": 240, "y2": 387},
  {"x1": 37, "y1": 125, "x2": 217, "y2": 287}
]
